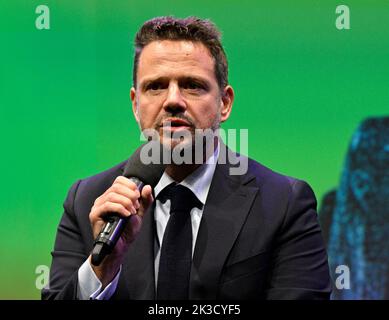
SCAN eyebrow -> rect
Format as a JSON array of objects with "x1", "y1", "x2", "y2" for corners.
[{"x1": 140, "y1": 76, "x2": 211, "y2": 90}]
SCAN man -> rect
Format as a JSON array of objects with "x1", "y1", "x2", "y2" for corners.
[{"x1": 42, "y1": 16, "x2": 331, "y2": 300}]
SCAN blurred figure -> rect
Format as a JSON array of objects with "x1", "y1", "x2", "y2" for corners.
[{"x1": 321, "y1": 117, "x2": 389, "y2": 299}]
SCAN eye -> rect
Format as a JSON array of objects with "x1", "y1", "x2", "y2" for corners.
[
  {"x1": 146, "y1": 81, "x2": 165, "y2": 91},
  {"x1": 187, "y1": 82, "x2": 200, "y2": 89},
  {"x1": 182, "y1": 80, "x2": 205, "y2": 91}
]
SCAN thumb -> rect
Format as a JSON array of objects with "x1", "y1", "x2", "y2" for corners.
[{"x1": 138, "y1": 185, "x2": 154, "y2": 217}]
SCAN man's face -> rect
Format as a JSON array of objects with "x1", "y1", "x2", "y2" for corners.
[{"x1": 131, "y1": 40, "x2": 233, "y2": 150}]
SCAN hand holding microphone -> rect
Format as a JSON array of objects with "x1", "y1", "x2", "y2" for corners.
[
  {"x1": 89, "y1": 177, "x2": 152, "y2": 259},
  {"x1": 87, "y1": 142, "x2": 164, "y2": 287}
]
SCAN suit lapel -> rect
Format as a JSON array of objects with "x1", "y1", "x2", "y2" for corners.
[
  {"x1": 121, "y1": 203, "x2": 156, "y2": 299},
  {"x1": 189, "y1": 160, "x2": 259, "y2": 299},
  {"x1": 117, "y1": 149, "x2": 259, "y2": 300}
]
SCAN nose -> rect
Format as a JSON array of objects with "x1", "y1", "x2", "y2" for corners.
[{"x1": 162, "y1": 82, "x2": 186, "y2": 114}]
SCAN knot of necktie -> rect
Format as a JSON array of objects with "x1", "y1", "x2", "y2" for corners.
[{"x1": 157, "y1": 183, "x2": 203, "y2": 213}]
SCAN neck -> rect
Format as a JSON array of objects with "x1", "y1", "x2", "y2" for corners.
[
  {"x1": 165, "y1": 164, "x2": 201, "y2": 183},
  {"x1": 166, "y1": 136, "x2": 219, "y2": 182}
]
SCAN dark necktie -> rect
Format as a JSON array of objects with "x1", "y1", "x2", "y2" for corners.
[{"x1": 156, "y1": 184, "x2": 202, "y2": 300}]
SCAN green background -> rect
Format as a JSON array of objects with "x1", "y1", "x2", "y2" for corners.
[{"x1": 0, "y1": 0, "x2": 388, "y2": 299}]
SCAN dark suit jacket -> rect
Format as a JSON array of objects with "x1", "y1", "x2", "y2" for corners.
[{"x1": 42, "y1": 153, "x2": 331, "y2": 300}]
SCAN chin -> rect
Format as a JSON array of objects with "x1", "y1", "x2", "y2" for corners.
[{"x1": 160, "y1": 136, "x2": 193, "y2": 150}]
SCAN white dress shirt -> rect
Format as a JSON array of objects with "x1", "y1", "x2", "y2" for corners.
[{"x1": 77, "y1": 146, "x2": 219, "y2": 300}]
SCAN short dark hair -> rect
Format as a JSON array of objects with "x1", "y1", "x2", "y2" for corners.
[{"x1": 133, "y1": 16, "x2": 228, "y2": 90}]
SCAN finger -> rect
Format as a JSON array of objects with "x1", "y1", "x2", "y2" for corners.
[
  {"x1": 106, "y1": 185, "x2": 140, "y2": 203},
  {"x1": 138, "y1": 185, "x2": 154, "y2": 217},
  {"x1": 112, "y1": 180, "x2": 140, "y2": 199},
  {"x1": 114, "y1": 176, "x2": 139, "y2": 191},
  {"x1": 92, "y1": 202, "x2": 132, "y2": 221},
  {"x1": 141, "y1": 185, "x2": 153, "y2": 202},
  {"x1": 96, "y1": 176, "x2": 141, "y2": 204},
  {"x1": 103, "y1": 192, "x2": 138, "y2": 214},
  {"x1": 96, "y1": 184, "x2": 140, "y2": 206}
]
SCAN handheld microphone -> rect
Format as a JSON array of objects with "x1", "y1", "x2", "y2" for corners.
[{"x1": 91, "y1": 141, "x2": 165, "y2": 266}]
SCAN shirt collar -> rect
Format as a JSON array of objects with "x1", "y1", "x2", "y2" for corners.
[{"x1": 154, "y1": 143, "x2": 219, "y2": 205}]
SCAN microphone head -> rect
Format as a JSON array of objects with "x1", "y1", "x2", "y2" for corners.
[{"x1": 123, "y1": 141, "x2": 165, "y2": 187}]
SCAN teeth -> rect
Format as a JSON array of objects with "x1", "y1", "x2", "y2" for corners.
[{"x1": 170, "y1": 122, "x2": 187, "y2": 127}]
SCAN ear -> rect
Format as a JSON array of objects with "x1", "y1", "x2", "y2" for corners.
[
  {"x1": 220, "y1": 85, "x2": 234, "y2": 123},
  {"x1": 130, "y1": 87, "x2": 140, "y2": 123}
]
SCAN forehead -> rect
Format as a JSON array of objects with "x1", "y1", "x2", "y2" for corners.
[{"x1": 137, "y1": 40, "x2": 216, "y2": 83}]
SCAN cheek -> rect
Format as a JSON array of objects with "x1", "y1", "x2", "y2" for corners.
[
  {"x1": 192, "y1": 101, "x2": 220, "y2": 125},
  {"x1": 137, "y1": 101, "x2": 161, "y2": 127}
]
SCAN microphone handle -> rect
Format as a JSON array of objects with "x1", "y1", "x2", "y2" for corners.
[{"x1": 91, "y1": 177, "x2": 144, "y2": 266}]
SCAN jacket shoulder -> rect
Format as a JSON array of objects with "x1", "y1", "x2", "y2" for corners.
[
  {"x1": 245, "y1": 156, "x2": 300, "y2": 190},
  {"x1": 79, "y1": 160, "x2": 127, "y2": 189},
  {"x1": 73, "y1": 160, "x2": 128, "y2": 211},
  {"x1": 243, "y1": 156, "x2": 317, "y2": 211}
]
